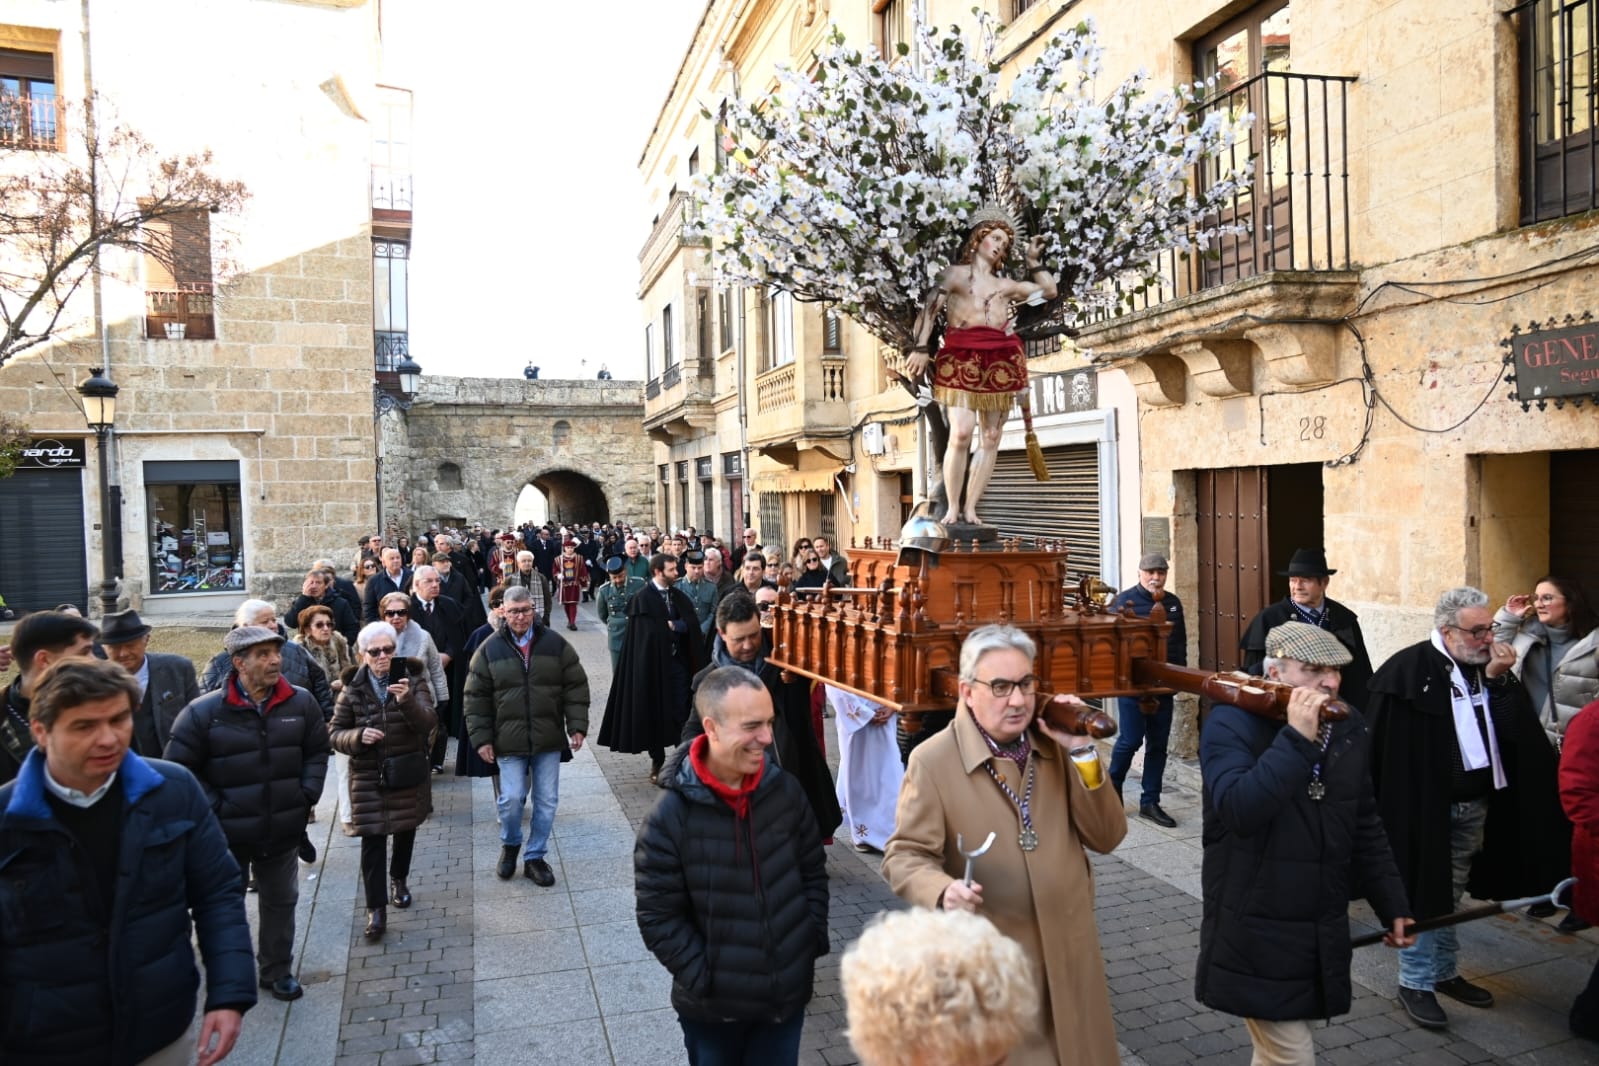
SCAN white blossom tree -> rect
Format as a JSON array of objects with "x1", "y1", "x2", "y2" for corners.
[{"x1": 692, "y1": 15, "x2": 1253, "y2": 351}]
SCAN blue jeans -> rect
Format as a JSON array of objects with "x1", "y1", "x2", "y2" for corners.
[
  {"x1": 1107, "y1": 694, "x2": 1172, "y2": 806},
  {"x1": 1398, "y1": 797, "x2": 1489, "y2": 991},
  {"x1": 496, "y1": 750, "x2": 561, "y2": 861},
  {"x1": 679, "y1": 1012, "x2": 804, "y2": 1066}
]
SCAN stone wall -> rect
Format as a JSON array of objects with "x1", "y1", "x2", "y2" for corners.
[{"x1": 396, "y1": 377, "x2": 653, "y2": 531}]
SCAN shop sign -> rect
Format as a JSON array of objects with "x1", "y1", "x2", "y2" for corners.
[
  {"x1": 1504, "y1": 316, "x2": 1599, "y2": 409},
  {"x1": 1005, "y1": 368, "x2": 1098, "y2": 425},
  {"x1": 18, "y1": 437, "x2": 87, "y2": 469}
]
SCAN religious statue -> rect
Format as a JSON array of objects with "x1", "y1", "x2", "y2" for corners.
[{"x1": 904, "y1": 205, "x2": 1057, "y2": 527}]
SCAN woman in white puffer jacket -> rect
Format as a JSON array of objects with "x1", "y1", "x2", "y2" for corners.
[{"x1": 1495, "y1": 575, "x2": 1599, "y2": 750}]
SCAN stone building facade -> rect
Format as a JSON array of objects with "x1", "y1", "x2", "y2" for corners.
[
  {"x1": 386, "y1": 377, "x2": 653, "y2": 532},
  {"x1": 0, "y1": 0, "x2": 395, "y2": 616},
  {"x1": 644, "y1": 0, "x2": 1599, "y2": 756}
]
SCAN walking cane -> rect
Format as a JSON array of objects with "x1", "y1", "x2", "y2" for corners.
[
  {"x1": 957, "y1": 832, "x2": 996, "y2": 888},
  {"x1": 1351, "y1": 877, "x2": 1578, "y2": 948}
]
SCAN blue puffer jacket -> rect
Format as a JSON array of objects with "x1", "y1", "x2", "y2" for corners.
[{"x1": 0, "y1": 750, "x2": 256, "y2": 1064}]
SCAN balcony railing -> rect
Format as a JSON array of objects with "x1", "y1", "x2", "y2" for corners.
[
  {"x1": 662, "y1": 363, "x2": 682, "y2": 390},
  {"x1": 646, "y1": 376, "x2": 662, "y2": 399},
  {"x1": 821, "y1": 356, "x2": 847, "y2": 402},
  {"x1": 375, "y1": 330, "x2": 409, "y2": 371},
  {"x1": 145, "y1": 287, "x2": 216, "y2": 340},
  {"x1": 756, "y1": 362, "x2": 797, "y2": 412},
  {"x1": 0, "y1": 90, "x2": 59, "y2": 150},
  {"x1": 372, "y1": 167, "x2": 412, "y2": 212},
  {"x1": 1090, "y1": 70, "x2": 1355, "y2": 320}
]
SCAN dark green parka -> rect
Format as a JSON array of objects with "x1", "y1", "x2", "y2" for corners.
[{"x1": 464, "y1": 621, "x2": 590, "y2": 755}]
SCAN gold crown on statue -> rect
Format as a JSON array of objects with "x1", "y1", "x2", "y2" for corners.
[{"x1": 967, "y1": 201, "x2": 1018, "y2": 235}]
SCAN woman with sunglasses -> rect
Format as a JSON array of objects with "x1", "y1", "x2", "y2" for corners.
[
  {"x1": 355, "y1": 557, "x2": 381, "y2": 600},
  {"x1": 793, "y1": 550, "x2": 828, "y2": 594},
  {"x1": 378, "y1": 592, "x2": 449, "y2": 729},
  {"x1": 790, "y1": 537, "x2": 813, "y2": 571},
  {"x1": 330, "y1": 622, "x2": 438, "y2": 939}
]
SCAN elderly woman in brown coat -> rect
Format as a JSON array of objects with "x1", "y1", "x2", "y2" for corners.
[{"x1": 330, "y1": 621, "x2": 437, "y2": 940}]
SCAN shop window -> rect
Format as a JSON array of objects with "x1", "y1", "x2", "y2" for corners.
[{"x1": 146, "y1": 460, "x2": 243, "y2": 594}]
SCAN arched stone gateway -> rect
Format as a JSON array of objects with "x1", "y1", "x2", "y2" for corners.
[{"x1": 385, "y1": 377, "x2": 653, "y2": 531}]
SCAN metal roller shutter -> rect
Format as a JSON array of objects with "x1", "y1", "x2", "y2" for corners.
[
  {"x1": 982, "y1": 443, "x2": 1101, "y2": 578},
  {"x1": 0, "y1": 470, "x2": 89, "y2": 613}
]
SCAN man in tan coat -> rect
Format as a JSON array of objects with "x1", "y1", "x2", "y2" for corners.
[{"x1": 882, "y1": 624, "x2": 1127, "y2": 1066}]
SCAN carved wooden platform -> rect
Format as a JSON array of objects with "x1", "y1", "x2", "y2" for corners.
[{"x1": 768, "y1": 538, "x2": 1170, "y2": 713}]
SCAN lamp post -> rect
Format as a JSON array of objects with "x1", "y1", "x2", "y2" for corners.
[
  {"x1": 373, "y1": 351, "x2": 422, "y2": 535},
  {"x1": 78, "y1": 366, "x2": 120, "y2": 618}
]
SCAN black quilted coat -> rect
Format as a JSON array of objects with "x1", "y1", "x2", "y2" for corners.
[
  {"x1": 163, "y1": 675, "x2": 330, "y2": 857},
  {"x1": 634, "y1": 741, "x2": 829, "y2": 1023}
]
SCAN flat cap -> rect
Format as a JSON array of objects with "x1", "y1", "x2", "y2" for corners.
[
  {"x1": 1264, "y1": 621, "x2": 1351, "y2": 667},
  {"x1": 1138, "y1": 553, "x2": 1169, "y2": 571},
  {"x1": 224, "y1": 625, "x2": 284, "y2": 655}
]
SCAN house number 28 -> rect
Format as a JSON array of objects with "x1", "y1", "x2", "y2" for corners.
[{"x1": 1298, "y1": 416, "x2": 1326, "y2": 441}]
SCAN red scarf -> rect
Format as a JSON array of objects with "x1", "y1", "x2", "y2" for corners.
[{"x1": 687, "y1": 734, "x2": 764, "y2": 818}]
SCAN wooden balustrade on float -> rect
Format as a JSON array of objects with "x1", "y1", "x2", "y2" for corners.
[{"x1": 767, "y1": 537, "x2": 1173, "y2": 734}]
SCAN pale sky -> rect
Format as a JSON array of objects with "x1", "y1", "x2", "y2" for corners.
[{"x1": 394, "y1": 0, "x2": 706, "y2": 382}]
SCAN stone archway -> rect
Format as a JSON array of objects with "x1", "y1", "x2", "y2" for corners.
[{"x1": 526, "y1": 467, "x2": 609, "y2": 525}]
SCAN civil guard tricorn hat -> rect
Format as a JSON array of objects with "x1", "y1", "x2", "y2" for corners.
[{"x1": 1278, "y1": 547, "x2": 1337, "y2": 578}]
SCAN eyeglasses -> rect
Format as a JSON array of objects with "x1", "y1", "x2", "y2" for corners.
[
  {"x1": 757, "y1": 601, "x2": 773, "y2": 613},
  {"x1": 970, "y1": 675, "x2": 1038, "y2": 699},
  {"x1": 504, "y1": 606, "x2": 534, "y2": 616},
  {"x1": 366, "y1": 645, "x2": 396, "y2": 656},
  {"x1": 383, "y1": 609, "x2": 409, "y2": 618},
  {"x1": 311, "y1": 621, "x2": 332, "y2": 630},
  {"x1": 1445, "y1": 624, "x2": 1496, "y2": 641},
  {"x1": 363, "y1": 564, "x2": 378, "y2": 571},
  {"x1": 805, "y1": 557, "x2": 819, "y2": 564},
  {"x1": 1535, "y1": 594, "x2": 1565, "y2": 604}
]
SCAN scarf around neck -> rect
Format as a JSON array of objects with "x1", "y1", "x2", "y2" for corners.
[{"x1": 1430, "y1": 628, "x2": 1507, "y2": 790}]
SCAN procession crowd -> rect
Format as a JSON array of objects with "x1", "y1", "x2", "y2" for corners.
[{"x1": 0, "y1": 519, "x2": 1595, "y2": 1066}]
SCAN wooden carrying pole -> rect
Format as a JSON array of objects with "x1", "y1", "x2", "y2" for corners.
[{"x1": 1130, "y1": 660, "x2": 1352, "y2": 723}]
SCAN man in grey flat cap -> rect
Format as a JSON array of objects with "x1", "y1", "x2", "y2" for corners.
[
  {"x1": 165, "y1": 626, "x2": 330, "y2": 1003},
  {"x1": 1108, "y1": 553, "x2": 1187, "y2": 826},
  {"x1": 1197, "y1": 621, "x2": 1413, "y2": 1066}
]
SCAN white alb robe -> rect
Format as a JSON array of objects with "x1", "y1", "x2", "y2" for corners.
[{"x1": 827, "y1": 685, "x2": 904, "y2": 850}]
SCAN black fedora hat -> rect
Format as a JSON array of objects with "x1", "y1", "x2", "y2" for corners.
[
  {"x1": 1278, "y1": 548, "x2": 1337, "y2": 578},
  {"x1": 100, "y1": 609, "x2": 153, "y2": 645}
]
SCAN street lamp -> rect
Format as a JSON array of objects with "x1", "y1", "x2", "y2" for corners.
[
  {"x1": 395, "y1": 352, "x2": 422, "y2": 398},
  {"x1": 78, "y1": 367, "x2": 120, "y2": 617}
]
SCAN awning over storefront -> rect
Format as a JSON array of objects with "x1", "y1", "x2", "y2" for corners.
[{"x1": 750, "y1": 465, "x2": 842, "y2": 495}]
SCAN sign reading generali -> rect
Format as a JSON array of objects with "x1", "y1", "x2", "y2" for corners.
[
  {"x1": 18, "y1": 437, "x2": 87, "y2": 469},
  {"x1": 1511, "y1": 321, "x2": 1599, "y2": 404}
]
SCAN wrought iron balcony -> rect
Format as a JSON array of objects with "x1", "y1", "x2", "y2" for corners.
[
  {"x1": 375, "y1": 330, "x2": 409, "y2": 371},
  {"x1": 372, "y1": 167, "x2": 412, "y2": 212},
  {"x1": 145, "y1": 286, "x2": 216, "y2": 340},
  {"x1": 1090, "y1": 70, "x2": 1356, "y2": 319},
  {"x1": 0, "y1": 90, "x2": 59, "y2": 151}
]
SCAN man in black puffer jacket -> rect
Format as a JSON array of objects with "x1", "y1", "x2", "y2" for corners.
[
  {"x1": 635, "y1": 666, "x2": 829, "y2": 1065},
  {"x1": 1196, "y1": 622, "x2": 1413, "y2": 1064},
  {"x1": 165, "y1": 626, "x2": 330, "y2": 1004}
]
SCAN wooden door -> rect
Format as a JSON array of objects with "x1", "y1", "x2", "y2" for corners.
[{"x1": 1196, "y1": 467, "x2": 1271, "y2": 673}]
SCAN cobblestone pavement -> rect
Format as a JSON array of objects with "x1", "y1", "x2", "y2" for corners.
[{"x1": 226, "y1": 601, "x2": 1596, "y2": 1064}]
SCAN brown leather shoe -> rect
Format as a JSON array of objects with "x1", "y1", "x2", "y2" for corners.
[
  {"x1": 390, "y1": 878, "x2": 411, "y2": 909},
  {"x1": 365, "y1": 907, "x2": 386, "y2": 939}
]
